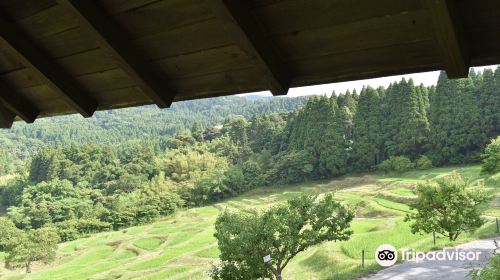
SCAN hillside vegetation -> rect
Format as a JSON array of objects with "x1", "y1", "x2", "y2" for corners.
[{"x1": 1, "y1": 165, "x2": 498, "y2": 280}]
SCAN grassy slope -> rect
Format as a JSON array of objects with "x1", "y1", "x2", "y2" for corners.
[{"x1": 1, "y1": 165, "x2": 499, "y2": 280}]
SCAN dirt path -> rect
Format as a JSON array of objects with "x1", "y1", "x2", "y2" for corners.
[{"x1": 360, "y1": 238, "x2": 499, "y2": 280}]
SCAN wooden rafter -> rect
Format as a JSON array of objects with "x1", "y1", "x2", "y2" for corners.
[
  {"x1": 422, "y1": 0, "x2": 470, "y2": 78},
  {"x1": 206, "y1": 0, "x2": 291, "y2": 96},
  {"x1": 0, "y1": 16, "x2": 98, "y2": 117},
  {"x1": 0, "y1": 102, "x2": 15, "y2": 129},
  {"x1": 57, "y1": 0, "x2": 176, "y2": 108},
  {"x1": 0, "y1": 81, "x2": 39, "y2": 123}
]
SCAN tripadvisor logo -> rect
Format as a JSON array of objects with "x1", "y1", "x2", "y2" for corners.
[
  {"x1": 375, "y1": 243, "x2": 482, "y2": 267},
  {"x1": 375, "y1": 244, "x2": 398, "y2": 267}
]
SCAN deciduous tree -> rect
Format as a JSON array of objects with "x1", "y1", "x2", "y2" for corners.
[
  {"x1": 210, "y1": 194, "x2": 354, "y2": 280},
  {"x1": 405, "y1": 173, "x2": 492, "y2": 241}
]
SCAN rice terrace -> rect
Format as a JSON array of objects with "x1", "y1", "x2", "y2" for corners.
[{"x1": 1, "y1": 165, "x2": 498, "y2": 280}]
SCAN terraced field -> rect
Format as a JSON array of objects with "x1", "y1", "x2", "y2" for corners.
[{"x1": 1, "y1": 165, "x2": 498, "y2": 280}]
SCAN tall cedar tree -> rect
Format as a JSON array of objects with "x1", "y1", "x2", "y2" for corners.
[
  {"x1": 384, "y1": 79, "x2": 430, "y2": 159},
  {"x1": 477, "y1": 68, "x2": 500, "y2": 139},
  {"x1": 429, "y1": 72, "x2": 484, "y2": 165},
  {"x1": 288, "y1": 96, "x2": 348, "y2": 177},
  {"x1": 337, "y1": 91, "x2": 358, "y2": 143},
  {"x1": 351, "y1": 87, "x2": 384, "y2": 170}
]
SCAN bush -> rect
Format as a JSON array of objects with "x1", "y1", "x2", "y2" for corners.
[
  {"x1": 378, "y1": 156, "x2": 414, "y2": 173},
  {"x1": 470, "y1": 241, "x2": 500, "y2": 280},
  {"x1": 54, "y1": 219, "x2": 112, "y2": 241},
  {"x1": 416, "y1": 156, "x2": 433, "y2": 170},
  {"x1": 54, "y1": 220, "x2": 80, "y2": 242},
  {"x1": 482, "y1": 136, "x2": 500, "y2": 174}
]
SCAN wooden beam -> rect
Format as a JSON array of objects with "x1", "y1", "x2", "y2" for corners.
[
  {"x1": 57, "y1": 0, "x2": 176, "y2": 108},
  {"x1": 0, "y1": 102, "x2": 15, "y2": 129},
  {"x1": 0, "y1": 16, "x2": 97, "y2": 117},
  {"x1": 206, "y1": 0, "x2": 291, "y2": 96},
  {"x1": 422, "y1": 0, "x2": 470, "y2": 78},
  {"x1": 0, "y1": 82, "x2": 39, "y2": 123}
]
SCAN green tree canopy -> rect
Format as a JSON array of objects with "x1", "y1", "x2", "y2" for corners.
[
  {"x1": 211, "y1": 194, "x2": 354, "y2": 280},
  {"x1": 405, "y1": 173, "x2": 492, "y2": 241}
]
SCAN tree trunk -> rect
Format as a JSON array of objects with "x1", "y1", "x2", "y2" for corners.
[
  {"x1": 26, "y1": 262, "x2": 32, "y2": 274},
  {"x1": 275, "y1": 269, "x2": 282, "y2": 280},
  {"x1": 448, "y1": 232, "x2": 454, "y2": 241},
  {"x1": 448, "y1": 232, "x2": 460, "y2": 241}
]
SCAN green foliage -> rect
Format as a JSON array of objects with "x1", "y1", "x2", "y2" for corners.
[
  {"x1": 384, "y1": 79, "x2": 430, "y2": 159},
  {"x1": 0, "y1": 218, "x2": 19, "y2": 251},
  {"x1": 159, "y1": 148, "x2": 230, "y2": 205},
  {"x1": 4, "y1": 143, "x2": 184, "y2": 236},
  {"x1": 470, "y1": 252, "x2": 500, "y2": 279},
  {"x1": 248, "y1": 114, "x2": 287, "y2": 154},
  {"x1": 477, "y1": 68, "x2": 500, "y2": 140},
  {"x1": 7, "y1": 179, "x2": 94, "y2": 229},
  {"x1": 405, "y1": 173, "x2": 493, "y2": 241},
  {"x1": 429, "y1": 72, "x2": 485, "y2": 165},
  {"x1": 210, "y1": 194, "x2": 354, "y2": 280},
  {"x1": 415, "y1": 155, "x2": 433, "y2": 170},
  {"x1": 469, "y1": 241, "x2": 500, "y2": 280},
  {"x1": 4, "y1": 226, "x2": 60, "y2": 273},
  {"x1": 378, "y1": 156, "x2": 414, "y2": 173},
  {"x1": 269, "y1": 151, "x2": 315, "y2": 184},
  {"x1": 0, "y1": 96, "x2": 307, "y2": 168},
  {"x1": 481, "y1": 136, "x2": 500, "y2": 174},
  {"x1": 337, "y1": 91, "x2": 358, "y2": 142},
  {"x1": 288, "y1": 96, "x2": 348, "y2": 177},
  {"x1": 351, "y1": 87, "x2": 384, "y2": 171},
  {"x1": 0, "y1": 164, "x2": 494, "y2": 280},
  {"x1": 54, "y1": 219, "x2": 112, "y2": 242}
]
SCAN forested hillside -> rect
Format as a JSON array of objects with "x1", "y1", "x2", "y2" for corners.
[
  {"x1": 0, "y1": 68, "x2": 499, "y2": 275},
  {"x1": 0, "y1": 96, "x2": 308, "y2": 174}
]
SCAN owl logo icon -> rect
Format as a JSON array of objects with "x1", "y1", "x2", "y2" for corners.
[{"x1": 375, "y1": 244, "x2": 398, "y2": 267}]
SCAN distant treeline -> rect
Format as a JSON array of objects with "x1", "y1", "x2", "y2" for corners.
[
  {"x1": 0, "y1": 95, "x2": 308, "y2": 174},
  {"x1": 0, "y1": 68, "x2": 498, "y2": 241}
]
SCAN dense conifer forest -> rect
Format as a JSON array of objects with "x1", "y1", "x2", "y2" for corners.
[{"x1": 0, "y1": 68, "x2": 499, "y2": 245}]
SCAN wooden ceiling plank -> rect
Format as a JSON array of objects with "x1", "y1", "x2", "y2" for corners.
[
  {"x1": 57, "y1": 0, "x2": 176, "y2": 108},
  {"x1": 0, "y1": 16, "x2": 97, "y2": 117},
  {"x1": 422, "y1": 0, "x2": 470, "y2": 78},
  {"x1": 0, "y1": 102, "x2": 15, "y2": 128},
  {"x1": 206, "y1": 0, "x2": 291, "y2": 96},
  {"x1": 0, "y1": 81, "x2": 39, "y2": 123}
]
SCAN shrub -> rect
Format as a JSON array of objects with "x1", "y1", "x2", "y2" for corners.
[
  {"x1": 54, "y1": 219, "x2": 112, "y2": 242},
  {"x1": 377, "y1": 159, "x2": 393, "y2": 173},
  {"x1": 54, "y1": 220, "x2": 80, "y2": 242},
  {"x1": 482, "y1": 136, "x2": 500, "y2": 174},
  {"x1": 378, "y1": 156, "x2": 414, "y2": 173},
  {"x1": 416, "y1": 155, "x2": 433, "y2": 170}
]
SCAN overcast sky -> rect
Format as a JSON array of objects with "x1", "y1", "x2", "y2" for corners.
[{"x1": 242, "y1": 65, "x2": 497, "y2": 97}]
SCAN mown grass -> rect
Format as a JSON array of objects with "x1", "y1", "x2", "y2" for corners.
[
  {"x1": 2, "y1": 165, "x2": 498, "y2": 280},
  {"x1": 133, "y1": 238, "x2": 163, "y2": 251}
]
